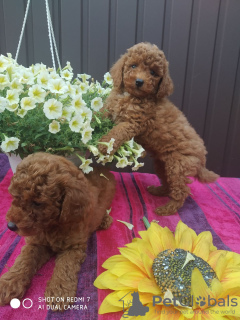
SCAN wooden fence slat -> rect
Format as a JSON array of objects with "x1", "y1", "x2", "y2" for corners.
[{"x1": 203, "y1": 0, "x2": 240, "y2": 174}]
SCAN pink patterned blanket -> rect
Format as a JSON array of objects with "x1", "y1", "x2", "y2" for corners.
[{"x1": 0, "y1": 154, "x2": 239, "y2": 319}]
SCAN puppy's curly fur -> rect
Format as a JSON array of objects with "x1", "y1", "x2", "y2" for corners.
[
  {"x1": 0, "y1": 152, "x2": 115, "y2": 310},
  {"x1": 99, "y1": 42, "x2": 218, "y2": 215}
]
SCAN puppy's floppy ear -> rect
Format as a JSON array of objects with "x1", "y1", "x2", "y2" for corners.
[
  {"x1": 110, "y1": 53, "x2": 127, "y2": 89},
  {"x1": 59, "y1": 171, "x2": 95, "y2": 224},
  {"x1": 157, "y1": 61, "x2": 174, "y2": 99}
]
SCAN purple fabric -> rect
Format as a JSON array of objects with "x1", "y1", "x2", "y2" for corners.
[{"x1": 0, "y1": 154, "x2": 10, "y2": 183}]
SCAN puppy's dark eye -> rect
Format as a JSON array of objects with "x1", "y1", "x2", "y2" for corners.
[
  {"x1": 131, "y1": 65, "x2": 137, "y2": 69},
  {"x1": 32, "y1": 201, "x2": 41, "y2": 207},
  {"x1": 150, "y1": 70, "x2": 157, "y2": 76}
]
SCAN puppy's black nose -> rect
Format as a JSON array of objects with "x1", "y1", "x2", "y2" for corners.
[
  {"x1": 136, "y1": 79, "x2": 144, "y2": 87},
  {"x1": 7, "y1": 222, "x2": 18, "y2": 231}
]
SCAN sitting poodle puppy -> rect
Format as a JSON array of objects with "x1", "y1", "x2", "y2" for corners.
[
  {"x1": 99, "y1": 42, "x2": 218, "y2": 216},
  {"x1": 0, "y1": 152, "x2": 115, "y2": 310}
]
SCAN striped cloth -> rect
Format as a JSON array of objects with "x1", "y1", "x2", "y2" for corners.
[{"x1": 0, "y1": 153, "x2": 240, "y2": 319}]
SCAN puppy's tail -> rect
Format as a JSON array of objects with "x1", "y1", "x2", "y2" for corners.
[{"x1": 197, "y1": 167, "x2": 219, "y2": 183}]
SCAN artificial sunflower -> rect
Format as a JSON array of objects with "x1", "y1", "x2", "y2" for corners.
[{"x1": 94, "y1": 221, "x2": 240, "y2": 319}]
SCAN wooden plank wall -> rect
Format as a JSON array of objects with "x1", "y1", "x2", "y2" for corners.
[{"x1": 0, "y1": 0, "x2": 239, "y2": 177}]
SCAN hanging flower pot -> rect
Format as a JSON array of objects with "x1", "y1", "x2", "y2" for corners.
[{"x1": 0, "y1": 0, "x2": 145, "y2": 173}]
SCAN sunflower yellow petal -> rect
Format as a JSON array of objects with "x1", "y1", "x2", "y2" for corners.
[
  {"x1": 138, "y1": 277, "x2": 162, "y2": 295},
  {"x1": 110, "y1": 260, "x2": 142, "y2": 277},
  {"x1": 221, "y1": 272, "x2": 240, "y2": 294},
  {"x1": 161, "y1": 227, "x2": 176, "y2": 250},
  {"x1": 193, "y1": 231, "x2": 217, "y2": 259},
  {"x1": 102, "y1": 254, "x2": 128, "y2": 270},
  {"x1": 175, "y1": 221, "x2": 197, "y2": 246},
  {"x1": 202, "y1": 313, "x2": 226, "y2": 320},
  {"x1": 177, "y1": 229, "x2": 196, "y2": 252},
  {"x1": 193, "y1": 239, "x2": 211, "y2": 261},
  {"x1": 139, "y1": 229, "x2": 149, "y2": 242},
  {"x1": 98, "y1": 292, "x2": 124, "y2": 314},
  {"x1": 208, "y1": 251, "x2": 227, "y2": 270},
  {"x1": 175, "y1": 221, "x2": 189, "y2": 242},
  {"x1": 118, "y1": 270, "x2": 146, "y2": 288},
  {"x1": 213, "y1": 253, "x2": 228, "y2": 281},
  {"x1": 210, "y1": 278, "x2": 223, "y2": 298},
  {"x1": 148, "y1": 223, "x2": 165, "y2": 255},
  {"x1": 191, "y1": 268, "x2": 211, "y2": 308},
  {"x1": 119, "y1": 246, "x2": 146, "y2": 272},
  {"x1": 139, "y1": 292, "x2": 157, "y2": 305},
  {"x1": 94, "y1": 270, "x2": 131, "y2": 290},
  {"x1": 141, "y1": 252, "x2": 155, "y2": 278}
]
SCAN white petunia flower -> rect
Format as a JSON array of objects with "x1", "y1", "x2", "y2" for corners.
[
  {"x1": 131, "y1": 157, "x2": 144, "y2": 171},
  {"x1": 0, "y1": 55, "x2": 9, "y2": 72},
  {"x1": 81, "y1": 126, "x2": 94, "y2": 144},
  {"x1": 60, "y1": 69, "x2": 73, "y2": 81},
  {"x1": 79, "y1": 106, "x2": 92, "y2": 122},
  {"x1": 6, "y1": 90, "x2": 19, "y2": 105},
  {"x1": 74, "y1": 85, "x2": 84, "y2": 96},
  {"x1": 6, "y1": 64, "x2": 16, "y2": 82},
  {"x1": 43, "y1": 99, "x2": 63, "y2": 119},
  {"x1": 0, "y1": 74, "x2": 9, "y2": 89},
  {"x1": 69, "y1": 115, "x2": 84, "y2": 132},
  {"x1": 72, "y1": 95, "x2": 86, "y2": 113},
  {"x1": 103, "y1": 87, "x2": 112, "y2": 95},
  {"x1": 78, "y1": 73, "x2": 91, "y2": 83},
  {"x1": 0, "y1": 97, "x2": 7, "y2": 112},
  {"x1": 19, "y1": 69, "x2": 34, "y2": 85},
  {"x1": 17, "y1": 108, "x2": 27, "y2": 118},
  {"x1": 66, "y1": 83, "x2": 76, "y2": 98},
  {"x1": 5, "y1": 103, "x2": 18, "y2": 112},
  {"x1": 10, "y1": 78, "x2": 23, "y2": 92},
  {"x1": 80, "y1": 158, "x2": 93, "y2": 174},
  {"x1": 91, "y1": 97, "x2": 103, "y2": 111},
  {"x1": 48, "y1": 78, "x2": 68, "y2": 94},
  {"x1": 49, "y1": 120, "x2": 60, "y2": 134},
  {"x1": 126, "y1": 138, "x2": 134, "y2": 148},
  {"x1": 62, "y1": 107, "x2": 73, "y2": 121},
  {"x1": 104, "y1": 72, "x2": 113, "y2": 85},
  {"x1": 78, "y1": 81, "x2": 89, "y2": 94},
  {"x1": 21, "y1": 97, "x2": 36, "y2": 111},
  {"x1": 98, "y1": 137, "x2": 115, "y2": 154},
  {"x1": 65, "y1": 61, "x2": 73, "y2": 72},
  {"x1": 48, "y1": 71, "x2": 59, "y2": 80},
  {"x1": 37, "y1": 71, "x2": 50, "y2": 89},
  {"x1": 87, "y1": 145, "x2": 99, "y2": 156},
  {"x1": 115, "y1": 155, "x2": 132, "y2": 168},
  {"x1": 28, "y1": 84, "x2": 46, "y2": 103},
  {"x1": 97, "y1": 86, "x2": 105, "y2": 95},
  {"x1": 117, "y1": 146, "x2": 131, "y2": 157},
  {"x1": 0, "y1": 136, "x2": 20, "y2": 153},
  {"x1": 31, "y1": 63, "x2": 47, "y2": 75}
]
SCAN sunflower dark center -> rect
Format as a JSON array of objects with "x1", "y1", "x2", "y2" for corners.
[{"x1": 152, "y1": 248, "x2": 217, "y2": 307}]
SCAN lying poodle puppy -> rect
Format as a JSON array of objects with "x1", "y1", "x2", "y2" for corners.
[
  {"x1": 0, "y1": 152, "x2": 115, "y2": 311},
  {"x1": 98, "y1": 42, "x2": 218, "y2": 215}
]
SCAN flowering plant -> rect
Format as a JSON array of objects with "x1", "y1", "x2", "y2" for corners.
[{"x1": 0, "y1": 54, "x2": 145, "y2": 173}]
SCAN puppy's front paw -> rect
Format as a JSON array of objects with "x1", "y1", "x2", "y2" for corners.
[
  {"x1": 0, "y1": 275, "x2": 27, "y2": 306},
  {"x1": 147, "y1": 185, "x2": 169, "y2": 197},
  {"x1": 98, "y1": 144, "x2": 108, "y2": 155},
  {"x1": 45, "y1": 281, "x2": 77, "y2": 312}
]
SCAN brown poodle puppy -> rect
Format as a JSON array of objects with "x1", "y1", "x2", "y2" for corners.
[
  {"x1": 0, "y1": 152, "x2": 115, "y2": 311},
  {"x1": 98, "y1": 42, "x2": 218, "y2": 216}
]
